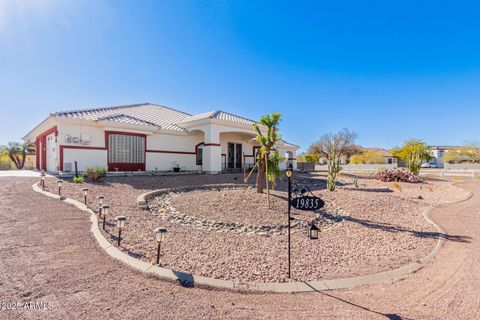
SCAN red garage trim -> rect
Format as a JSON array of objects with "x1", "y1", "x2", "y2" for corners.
[{"x1": 35, "y1": 126, "x2": 58, "y2": 171}]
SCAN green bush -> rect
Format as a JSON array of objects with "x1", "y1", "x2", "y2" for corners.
[
  {"x1": 72, "y1": 176, "x2": 85, "y2": 183},
  {"x1": 84, "y1": 166, "x2": 107, "y2": 182}
]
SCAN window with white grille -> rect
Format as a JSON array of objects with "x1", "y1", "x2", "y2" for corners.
[{"x1": 108, "y1": 134, "x2": 145, "y2": 163}]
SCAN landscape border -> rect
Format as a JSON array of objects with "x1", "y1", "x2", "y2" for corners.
[{"x1": 32, "y1": 182, "x2": 472, "y2": 293}]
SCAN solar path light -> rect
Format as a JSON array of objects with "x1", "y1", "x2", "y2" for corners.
[
  {"x1": 82, "y1": 188, "x2": 88, "y2": 205},
  {"x1": 154, "y1": 227, "x2": 168, "y2": 265},
  {"x1": 115, "y1": 216, "x2": 127, "y2": 246},
  {"x1": 101, "y1": 204, "x2": 110, "y2": 230},
  {"x1": 57, "y1": 180, "x2": 63, "y2": 196}
]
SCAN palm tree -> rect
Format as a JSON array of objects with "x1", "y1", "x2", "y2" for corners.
[
  {"x1": 253, "y1": 113, "x2": 282, "y2": 208},
  {"x1": 0, "y1": 142, "x2": 36, "y2": 169}
]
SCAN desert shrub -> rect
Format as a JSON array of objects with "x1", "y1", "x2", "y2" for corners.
[
  {"x1": 72, "y1": 176, "x2": 85, "y2": 183},
  {"x1": 84, "y1": 166, "x2": 107, "y2": 182},
  {"x1": 375, "y1": 168, "x2": 422, "y2": 183},
  {"x1": 391, "y1": 182, "x2": 403, "y2": 192}
]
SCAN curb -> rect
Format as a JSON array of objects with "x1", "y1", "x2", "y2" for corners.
[{"x1": 31, "y1": 182, "x2": 473, "y2": 293}]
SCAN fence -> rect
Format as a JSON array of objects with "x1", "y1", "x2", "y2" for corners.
[{"x1": 314, "y1": 163, "x2": 398, "y2": 172}]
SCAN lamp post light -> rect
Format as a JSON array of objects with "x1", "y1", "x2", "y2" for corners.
[
  {"x1": 82, "y1": 188, "x2": 88, "y2": 205},
  {"x1": 40, "y1": 171, "x2": 46, "y2": 190},
  {"x1": 308, "y1": 223, "x2": 319, "y2": 240},
  {"x1": 97, "y1": 196, "x2": 104, "y2": 214},
  {"x1": 154, "y1": 227, "x2": 168, "y2": 265},
  {"x1": 101, "y1": 204, "x2": 110, "y2": 230},
  {"x1": 57, "y1": 180, "x2": 63, "y2": 196},
  {"x1": 285, "y1": 168, "x2": 293, "y2": 278},
  {"x1": 115, "y1": 216, "x2": 127, "y2": 246}
]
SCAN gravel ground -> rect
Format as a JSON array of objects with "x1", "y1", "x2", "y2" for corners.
[
  {"x1": 39, "y1": 172, "x2": 469, "y2": 283},
  {"x1": 1, "y1": 177, "x2": 479, "y2": 319}
]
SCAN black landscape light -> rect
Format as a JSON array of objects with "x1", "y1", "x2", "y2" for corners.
[
  {"x1": 97, "y1": 195, "x2": 104, "y2": 213},
  {"x1": 308, "y1": 223, "x2": 319, "y2": 240},
  {"x1": 82, "y1": 188, "x2": 88, "y2": 205},
  {"x1": 40, "y1": 171, "x2": 46, "y2": 190},
  {"x1": 154, "y1": 227, "x2": 168, "y2": 265},
  {"x1": 57, "y1": 180, "x2": 63, "y2": 196},
  {"x1": 101, "y1": 204, "x2": 110, "y2": 230},
  {"x1": 115, "y1": 216, "x2": 127, "y2": 246}
]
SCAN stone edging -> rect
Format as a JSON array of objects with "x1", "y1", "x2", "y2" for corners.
[{"x1": 32, "y1": 182, "x2": 473, "y2": 293}]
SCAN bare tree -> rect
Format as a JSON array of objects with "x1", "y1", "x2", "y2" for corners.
[{"x1": 309, "y1": 129, "x2": 358, "y2": 191}]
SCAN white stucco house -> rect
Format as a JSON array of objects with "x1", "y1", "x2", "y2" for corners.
[{"x1": 23, "y1": 103, "x2": 298, "y2": 174}]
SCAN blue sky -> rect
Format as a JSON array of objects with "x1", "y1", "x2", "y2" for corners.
[{"x1": 1, "y1": 0, "x2": 480, "y2": 152}]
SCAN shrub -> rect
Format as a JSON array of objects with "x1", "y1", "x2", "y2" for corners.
[
  {"x1": 391, "y1": 182, "x2": 403, "y2": 192},
  {"x1": 374, "y1": 168, "x2": 422, "y2": 183},
  {"x1": 84, "y1": 166, "x2": 107, "y2": 182},
  {"x1": 350, "y1": 151, "x2": 384, "y2": 164},
  {"x1": 72, "y1": 176, "x2": 85, "y2": 183}
]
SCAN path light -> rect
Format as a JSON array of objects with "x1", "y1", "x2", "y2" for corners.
[
  {"x1": 308, "y1": 223, "x2": 319, "y2": 240},
  {"x1": 97, "y1": 196, "x2": 104, "y2": 215},
  {"x1": 82, "y1": 188, "x2": 88, "y2": 205},
  {"x1": 115, "y1": 216, "x2": 127, "y2": 246},
  {"x1": 101, "y1": 204, "x2": 110, "y2": 230},
  {"x1": 40, "y1": 171, "x2": 46, "y2": 190},
  {"x1": 154, "y1": 227, "x2": 168, "y2": 265},
  {"x1": 57, "y1": 180, "x2": 63, "y2": 196}
]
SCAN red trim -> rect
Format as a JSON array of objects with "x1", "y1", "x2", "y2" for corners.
[
  {"x1": 288, "y1": 158, "x2": 296, "y2": 161},
  {"x1": 146, "y1": 150, "x2": 195, "y2": 155},
  {"x1": 35, "y1": 126, "x2": 58, "y2": 171},
  {"x1": 204, "y1": 143, "x2": 221, "y2": 147}
]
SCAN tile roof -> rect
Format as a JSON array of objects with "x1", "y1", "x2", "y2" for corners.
[
  {"x1": 360, "y1": 147, "x2": 394, "y2": 157},
  {"x1": 51, "y1": 103, "x2": 192, "y2": 132},
  {"x1": 52, "y1": 104, "x2": 258, "y2": 131},
  {"x1": 178, "y1": 110, "x2": 257, "y2": 126}
]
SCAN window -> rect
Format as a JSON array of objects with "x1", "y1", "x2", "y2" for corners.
[
  {"x1": 196, "y1": 143, "x2": 204, "y2": 165},
  {"x1": 108, "y1": 134, "x2": 145, "y2": 163}
]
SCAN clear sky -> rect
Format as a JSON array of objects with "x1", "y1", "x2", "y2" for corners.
[{"x1": 1, "y1": 0, "x2": 480, "y2": 152}]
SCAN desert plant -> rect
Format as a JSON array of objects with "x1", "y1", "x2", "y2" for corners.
[
  {"x1": 84, "y1": 166, "x2": 107, "y2": 182},
  {"x1": 253, "y1": 113, "x2": 282, "y2": 198},
  {"x1": 0, "y1": 142, "x2": 35, "y2": 169},
  {"x1": 375, "y1": 168, "x2": 422, "y2": 183},
  {"x1": 444, "y1": 144, "x2": 480, "y2": 164},
  {"x1": 391, "y1": 182, "x2": 403, "y2": 192},
  {"x1": 308, "y1": 129, "x2": 358, "y2": 191},
  {"x1": 267, "y1": 151, "x2": 285, "y2": 190},
  {"x1": 72, "y1": 176, "x2": 85, "y2": 183},
  {"x1": 390, "y1": 140, "x2": 430, "y2": 175},
  {"x1": 349, "y1": 151, "x2": 384, "y2": 164}
]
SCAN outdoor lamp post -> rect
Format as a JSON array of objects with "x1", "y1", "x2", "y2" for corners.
[
  {"x1": 101, "y1": 204, "x2": 110, "y2": 230},
  {"x1": 82, "y1": 188, "x2": 88, "y2": 205},
  {"x1": 285, "y1": 168, "x2": 293, "y2": 278},
  {"x1": 154, "y1": 227, "x2": 168, "y2": 265},
  {"x1": 97, "y1": 195, "x2": 104, "y2": 214},
  {"x1": 40, "y1": 171, "x2": 46, "y2": 190},
  {"x1": 57, "y1": 180, "x2": 63, "y2": 196},
  {"x1": 115, "y1": 216, "x2": 127, "y2": 246},
  {"x1": 308, "y1": 223, "x2": 319, "y2": 240}
]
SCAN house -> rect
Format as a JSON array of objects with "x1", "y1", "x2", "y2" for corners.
[
  {"x1": 357, "y1": 147, "x2": 398, "y2": 165},
  {"x1": 22, "y1": 103, "x2": 298, "y2": 174},
  {"x1": 428, "y1": 145, "x2": 463, "y2": 168}
]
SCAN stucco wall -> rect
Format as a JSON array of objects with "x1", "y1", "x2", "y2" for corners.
[
  {"x1": 63, "y1": 149, "x2": 108, "y2": 172},
  {"x1": 444, "y1": 163, "x2": 480, "y2": 170}
]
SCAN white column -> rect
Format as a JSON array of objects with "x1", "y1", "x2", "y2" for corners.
[{"x1": 202, "y1": 126, "x2": 222, "y2": 174}]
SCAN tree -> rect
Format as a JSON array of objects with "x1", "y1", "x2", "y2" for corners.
[
  {"x1": 267, "y1": 151, "x2": 285, "y2": 190},
  {"x1": 444, "y1": 144, "x2": 480, "y2": 164},
  {"x1": 349, "y1": 151, "x2": 384, "y2": 164},
  {"x1": 0, "y1": 142, "x2": 36, "y2": 169},
  {"x1": 391, "y1": 139, "x2": 430, "y2": 174},
  {"x1": 253, "y1": 113, "x2": 282, "y2": 199},
  {"x1": 308, "y1": 129, "x2": 358, "y2": 191}
]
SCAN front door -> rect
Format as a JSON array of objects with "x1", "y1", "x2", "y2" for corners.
[{"x1": 227, "y1": 143, "x2": 242, "y2": 169}]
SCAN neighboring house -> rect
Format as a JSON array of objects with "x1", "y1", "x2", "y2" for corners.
[
  {"x1": 23, "y1": 103, "x2": 298, "y2": 174},
  {"x1": 428, "y1": 145, "x2": 462, "y2": 168},
  {"x1": 357, "y1": 147, "x2": 398, "y2": 165}
]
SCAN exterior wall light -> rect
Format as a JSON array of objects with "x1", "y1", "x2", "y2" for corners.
[
  {"x1": 308, "y1": 223, "x2": 319, "y2": 240},
  {"x1": 154, "y1": 227, "x2": 168, "y2": 265},
  {"x1": 82, "y1": 188, "x2": 88, "y2": 205},
  {"x1": 101, "y1": 204, "x2": 110, "y2": 230},
  {"x1": 115, "y1": 216, "x2": 127, "y2": 246}
]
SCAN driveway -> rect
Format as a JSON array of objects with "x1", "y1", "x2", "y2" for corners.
[{"x1": 0, "y1": 177, "x2": 479, "y2": 319}]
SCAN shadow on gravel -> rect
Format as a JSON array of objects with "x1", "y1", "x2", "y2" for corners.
[
  {"x1": 303, "y1": 282, "x2": 412, "y2": 320},
  {"x1": 319, "y1": 212, "x2": 472, "y2": 243}
]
